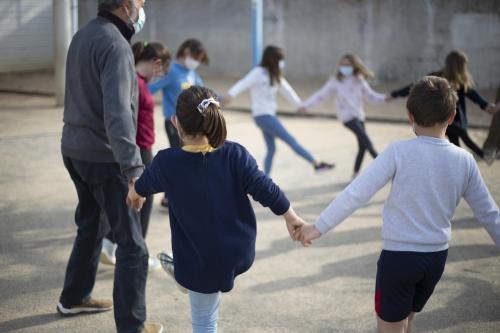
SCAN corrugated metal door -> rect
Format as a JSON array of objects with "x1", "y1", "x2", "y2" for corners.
[{"x1": 0, "y1": 0, "x2": 53, "y2": 72}]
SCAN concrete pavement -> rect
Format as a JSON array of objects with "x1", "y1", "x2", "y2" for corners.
[{"x1": 0, "y1": 93, "x2": 499, "y2": 332}]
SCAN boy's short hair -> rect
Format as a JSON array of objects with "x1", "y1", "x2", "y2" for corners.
[{"x1": 407, "y1": 76, "x2": 458, "y2": 127}]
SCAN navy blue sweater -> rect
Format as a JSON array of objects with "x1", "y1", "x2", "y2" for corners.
[{"x1": 135, "y1": 141, "x2": 290, "y2": 293}]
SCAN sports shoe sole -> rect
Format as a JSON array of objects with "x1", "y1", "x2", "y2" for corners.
[
  {"x1": 56, "y1": 302, "x2": 112, "y2": 316},
  {"x1": 157, "y1": 252, "x2": 188, "y2": 294},
  {"x1": 99, "y1": 252, "x2": 116, "y2": 266}
]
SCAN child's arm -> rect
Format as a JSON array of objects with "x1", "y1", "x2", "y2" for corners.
[
  {"x1": 148, "y1": 72, "x2": 173, "y2": 95},
  {"x1": 463, "y1": 159, "x2": 500, "y2": 248},
  {"x1": 237, "y1": 145, "x2": 303, "y2": 239},
  {"x1": 224, "y1": 68, "x2": 261, "y2": 103},
  {"x1": 390, "y1": 84, "x2": 413, "y2": 99},
  {"x1": 361, "y1": 79, "x2": 389, "y2": 104},
  {"x1": 465, "y1": 88, "x2": 496, "y2": 114},
  {"x1": 127, "y1": 178, "x2": 146, "y2": 212},
  {"x1": 301, "y1": 78, "x2": 336, "y2": 110},
  {"x1": 296, "y1": 144, "x2": 397, "y2": 245},
  {"x1": 278, "y1": 77, "x2": 302, "y2": 109},
  {"x1": 133, "y1": 152, "x2": 166, "y2": 198}
]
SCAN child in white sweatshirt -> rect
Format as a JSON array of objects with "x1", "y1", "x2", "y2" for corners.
[
  {"x1": 222, "y1": 45, "x2": 334, "y2": 175},
  {"x1": 296, "y1": 76, "x2": 500, "y2": 333},
  {"x1": 300, "y1": 54, "x2": 389, "y2": 178}
]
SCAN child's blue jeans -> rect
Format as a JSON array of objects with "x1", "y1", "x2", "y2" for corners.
[
  {"x1": 189, "y1": 290, "x2": 221, "y2": 333},
  {"x1": 254, "y1": 114, "x2": 315, "y2": 175}
]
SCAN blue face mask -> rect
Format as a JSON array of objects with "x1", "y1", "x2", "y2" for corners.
[{"x1": 339, "y1": 65, "x2": 353, "y2": 76}]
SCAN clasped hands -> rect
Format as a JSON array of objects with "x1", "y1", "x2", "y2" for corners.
[
  {"x1": 126, "y1": 177, "x2": 145, "y2": 212},
  {"x1": 283, "y1": 208, "x2": 322, "y2": 247}
]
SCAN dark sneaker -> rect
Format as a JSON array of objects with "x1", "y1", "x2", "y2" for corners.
[
  {"x1": 57, "y1": 298, "x2": 112, "y2": 316},
  {"x1": 314, "y1": 162, "x2": 335, "y2": 172},
  {"x1": 141, "y1": 323, "x2": 164, "y2": 333},
  {"x1": 157, "y1": 251, "x2": 188, "y2": 294}
]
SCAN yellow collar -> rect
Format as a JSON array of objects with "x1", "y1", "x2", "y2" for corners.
[{"x1": 182, "y1": 144, "x2": 215, "y2": 153}]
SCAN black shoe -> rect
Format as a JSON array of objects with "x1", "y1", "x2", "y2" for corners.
[{"x1": 314, "y1": 162, "x2": 335, "y2": 172}]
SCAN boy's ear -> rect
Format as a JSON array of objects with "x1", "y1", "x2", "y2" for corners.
[
  {"x1": 447, "y1": 110, "x2": 457, "y2": 125},
  {"x1": 407, "y1": 110, "x2": 415, "y2": 124}
]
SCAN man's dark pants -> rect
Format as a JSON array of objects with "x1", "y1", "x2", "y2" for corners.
[{"x1": 59, "y1": 155, "x2": 148, "y2": 333}]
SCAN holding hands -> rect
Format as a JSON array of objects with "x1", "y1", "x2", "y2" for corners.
[
  {"x1": 485, "y1": 103, "x2": 497, "y2": 115},
  {"x1": 294, "y1": 224, "x2": 322, "y2": 247},
  {"x1": 126, "y1": 178, "x2": 145, "y2": 212},
  {"x1": 297, "y1": 106, "x2": 308, "y2": 115},
  {"x1": 220, "y1": 95, "x2": 232, "y2": 108},
  {"x1": 283, "y1": 207, "x2": 306, "y2": 240},
  {"x1": 283, "y1": 207, "x2": 323, "y2": 246}
]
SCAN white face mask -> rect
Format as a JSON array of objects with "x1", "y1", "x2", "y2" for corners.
[
  {"x1": 126, "y1": 1, "x2": 146, "y2": 34},
  {"x1": 278, "y1": 60, "x2": 285, "y2": 70},
  {"x1": 185, "y1": 56, "x2": 200, "y2": 70},
  {"x1": 132, "y1": 8, "x2": 146, "y2": 33},
  {"x1": 339, "y1": 65, "x2": 353, "y2": 76}
]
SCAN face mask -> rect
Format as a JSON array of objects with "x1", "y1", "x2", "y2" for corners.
[
  {"x1": 339, "y1": 65, "x2": 353, "y2": 76},
  {"x1": 132, "y1": 8, "x2": 146, "y2": 34},
  {"x1": 185, "y1": 56, "x2": 200, "y2": 70},
  {"x1": 126, "y1": 1, "x2": 146, "y2": 34},
  {"x1": 278, "y1": 60, "x2": 285, "y2": 70}
]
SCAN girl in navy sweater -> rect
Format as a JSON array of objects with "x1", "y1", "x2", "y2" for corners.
[
  {"x1": 390, "y1": 51, "x2": 496, "y2": 159},
  {"x1": 127, "y1": 86, "x2": 304, "y2": 332}
]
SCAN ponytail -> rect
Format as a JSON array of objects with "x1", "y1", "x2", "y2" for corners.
[
  {"x1": 202, "y1": 103, "x2": 227, "y2": 148},
  {"x1": 131, "y1": 41, "x2": 171, "y2": 67},
  {"x1": 176, "y1": 86, "x2": 227, "y2": 148}
]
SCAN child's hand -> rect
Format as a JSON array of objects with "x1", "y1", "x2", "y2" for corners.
[
  {"x1": 485, "y1": 103, "x2": 497, "y2": 114},
  {"x1": 294, "y1": 224, "x2": 322, "y2": 247},
  {"x1": 283, "y1": 207, "x2": 305, "y2": 241},
  {"x1": 297, "y1": 107, "x2": 308, "y2": 114},
  {"x1": 126, "y1": 178, "x2": 145, "y2": 212},
  {"x1": 385, "y1": 94, "x2": 393, "y2": 102},
  {"x1": 220, "y1": 95, "x2": 232, "y2": 108}
]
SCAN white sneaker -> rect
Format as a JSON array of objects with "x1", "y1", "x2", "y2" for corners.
[
  {"x1": 148, "y1": 257, "x2": 161, "y2": 271},
  {"x1": 100, "y1": 238, "x2": 116, "y2": 265},
  {"x1": 157, "y1": 251, "x2": 188, "y2": 294}
]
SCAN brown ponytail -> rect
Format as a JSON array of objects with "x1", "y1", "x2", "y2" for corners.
[
  {"x1": 131, "y1": 41, "x2": 171, "y2": 68},
  {"x1": 176, "y1": 86, "x2": 227, "y2": 148}
]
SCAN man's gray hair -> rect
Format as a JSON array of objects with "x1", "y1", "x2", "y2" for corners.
[{"x1": 98, "y1": 0, "x2": 132, "y2": 12}]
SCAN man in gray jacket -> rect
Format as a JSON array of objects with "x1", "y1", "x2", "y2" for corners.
[{"x1": 57, "y1": 1, "x2": 162, "y2": 332}]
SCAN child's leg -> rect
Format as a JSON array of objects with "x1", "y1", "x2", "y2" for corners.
[
  {"x1": 446, "y1": 126, "x2": 461, "y2": 147},
  {"x1": 376, "y1": 315, "x2": 407, "y2": 333},
  {"x1": 376, "y1": 312, "x2": 414, "y2": 333},
  {"x1": 406, "y1": 312, "x2": 415, "y2": 333},
  {"x1": 256, "y1": 115, "x2": 316, "y2": 164},
  {"x1": 189, "y1": 290, "x2": 221, "y2": 333},
  {"x1": 374, "y1": 250, "x2": 447, "y2": 333},
  {"x1": 456, "y1": 127, "x2": 484, "y2": 158},
  {"x1": 261, "y1": 130, "x2": 276, "y2": 175},
  {"x1": 360, "y1": 122, "x2": 378, "y2": 158},
  {"x1": 344, "y1": 120, "x2": 376, "y2": 172}
]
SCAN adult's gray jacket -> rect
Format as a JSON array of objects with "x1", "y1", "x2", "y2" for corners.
[{"x1": 61, "y1": 15, "x2": 143, "y2": 179}]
